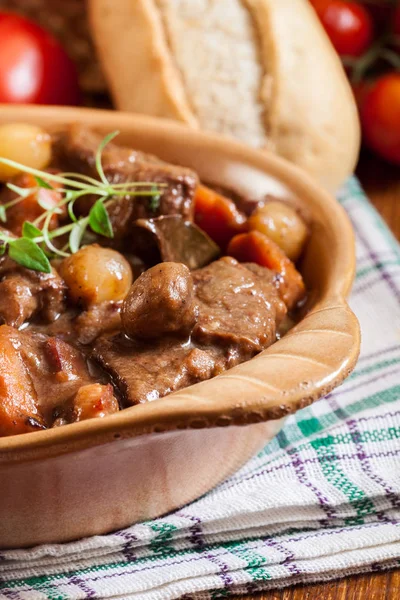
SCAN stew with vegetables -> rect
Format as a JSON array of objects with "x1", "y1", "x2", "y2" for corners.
[{"x1": 0, "y1": 123, "x2": 309, "y2": 437}]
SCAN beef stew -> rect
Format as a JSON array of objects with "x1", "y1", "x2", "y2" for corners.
[{"x1": 0, "y1": 124, "x2": 309, "y2": 436}]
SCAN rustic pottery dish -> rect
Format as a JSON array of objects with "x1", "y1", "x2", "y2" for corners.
[{"x1": 0, "y1": 105, "x2": 360, "y2": 549}]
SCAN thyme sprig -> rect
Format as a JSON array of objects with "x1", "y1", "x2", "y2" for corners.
[{"x1": 0, "y1": 131, "x2": 164, "y2": 273}]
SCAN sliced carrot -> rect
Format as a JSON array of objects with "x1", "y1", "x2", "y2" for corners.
[
  {"x1": 194, "y1": 185, "x2": 246, "y2": 250},
  {"x1": 227, "y1": 231, "x2": 305, "y2": 309}
]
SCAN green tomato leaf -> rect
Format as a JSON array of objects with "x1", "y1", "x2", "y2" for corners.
[
  {"x1": 69, "y1": 219, "x2": 88, "y2": 254},
  {"x1": 8, "y1": 238, "x2": 51, "y2": 273},
  {"x1": 22, "y1": 221, "x2": 42, "y2": 240},
  {"x1": 34, "y1": 176, "x2": 53, "y2": 190},
  {"x1": 89, "y1": 200, "x2": 114, "y2": 238},
  {"x1": 0, "y1": 243, "x2": 6, "y2": 256}
]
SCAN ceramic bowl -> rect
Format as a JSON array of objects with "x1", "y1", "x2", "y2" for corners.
[{"x1": 0, "y1": 105, "x2": 360, "y2": 549}]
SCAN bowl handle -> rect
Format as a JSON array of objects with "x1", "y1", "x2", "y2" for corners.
[
  {"x1": 154, "y1": 297, "x2": 361, "y2": 427},
  {"x1": 90, "y1": 298, "x2": 361, "y2": 433}
]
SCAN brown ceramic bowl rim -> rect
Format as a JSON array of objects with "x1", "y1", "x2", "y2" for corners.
[{"x1": 0, "y1": 105, "x2": 360, "y2": 461}]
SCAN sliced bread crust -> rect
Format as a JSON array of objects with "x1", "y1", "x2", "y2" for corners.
[
  {"x1": 247, "y1": 0, "x2": 360, "y2": 191},
  {"x1": 89, "y1": 0, "x2": 197, "y2": 125}
]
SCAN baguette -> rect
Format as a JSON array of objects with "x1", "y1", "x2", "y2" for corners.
[{"x1": 89, "y1": 0, "x2": 360, "y2": 191}]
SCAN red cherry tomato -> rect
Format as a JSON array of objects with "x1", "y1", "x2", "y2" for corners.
[
  {"x1": 0, "y1": 12, "x2": 81, "y2": 105},
  {"x1": 310, "y1": 0, "x2": 373, "y2": 57},
  {"x1": 361, "y1": 74, "x2": 400, "y2": 165},
  {"x1": 352, "y1": 80, "x2": 370, "y2": 110}
]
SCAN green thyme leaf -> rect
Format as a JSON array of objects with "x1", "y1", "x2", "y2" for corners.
[
  {"x1": 67, "y1": 201, "x2": 77, "y2": 223},
  {"x1": 69, "y1": 219, "x2": 89, "y2": 254},
  {"x1": 34, "y1": 176, "x2": 53, "y2": 190},
  {"x1": 8, "y1": 238, "x2": 51, "y2": 273},
  {"x1": 95, "y1": 130, "x2": 119, "y2": 186},
  {"x1": 0, "y1": 158, "x2": 89, "y2": 190},
  {"x1": 66, "y1": 190, "x2": 79, "y2": 223},
  {"x1": 22, "y1": 221, "x2": 42, "y2": 240},
  {"x1": 0, "y1": 129, "x2": 164, "y2": 271},
  {"x1": 148, "y1": 185, "x2": 161, "y2": 213},
  {"x1": 40, "y1": 212, "x2": 69, "y2": 258},
  {"x1": 88, "y1": 200, "x2": 113, "y2": 238},
  {"x1": 36, "y1": 188, "x2": 57, "y2": 211},
  {"x1": 6, "y1": 183, "x2": 33, "y2": 199}
]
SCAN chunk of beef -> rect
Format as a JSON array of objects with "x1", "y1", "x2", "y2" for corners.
[
  {"x1": 132, "y1": 216, "x2": 219, "y2": 269},
  {"x1": 17, "y1": 331, "x2": 94, "y2": 422},
  {"x1": 53, "y1": 125, "x2": 198, "y2": 241},
  {"x1": 92, "y1": 335, "x2": 240, "y2": 405},
  {"x1": 0, "y1": 257, "x2": 66, "y2": 327},
  {"x1": 121, "y1": 262, "x2": 198, "y2": 339},
  {"x1": 0, "y1": 275, "x2": 38, "y2": 328},
  {"x1": 74, "y1": 302, "x2": 122, "y2": 345},
  {"x1": 192, "y1": 257, "x2": 286, "y2": 353},
  {"x1": 243, "y1": 260, "x2": 305, "y2": 312},
  {"x1": 0, "y1": 325, "x2": 94, "y2": 435},
  {"x1": 28, "y1": 302, "x2": 122, "y2": 346}
]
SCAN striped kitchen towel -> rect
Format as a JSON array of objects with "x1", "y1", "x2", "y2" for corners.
[{"x1": 0, "y1": 177, "x2": 399, "y2": 599}]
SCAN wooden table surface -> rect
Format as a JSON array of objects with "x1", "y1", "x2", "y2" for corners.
[{"x1": 238, "y1": 149, "x2": 400, "y2": 600}]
